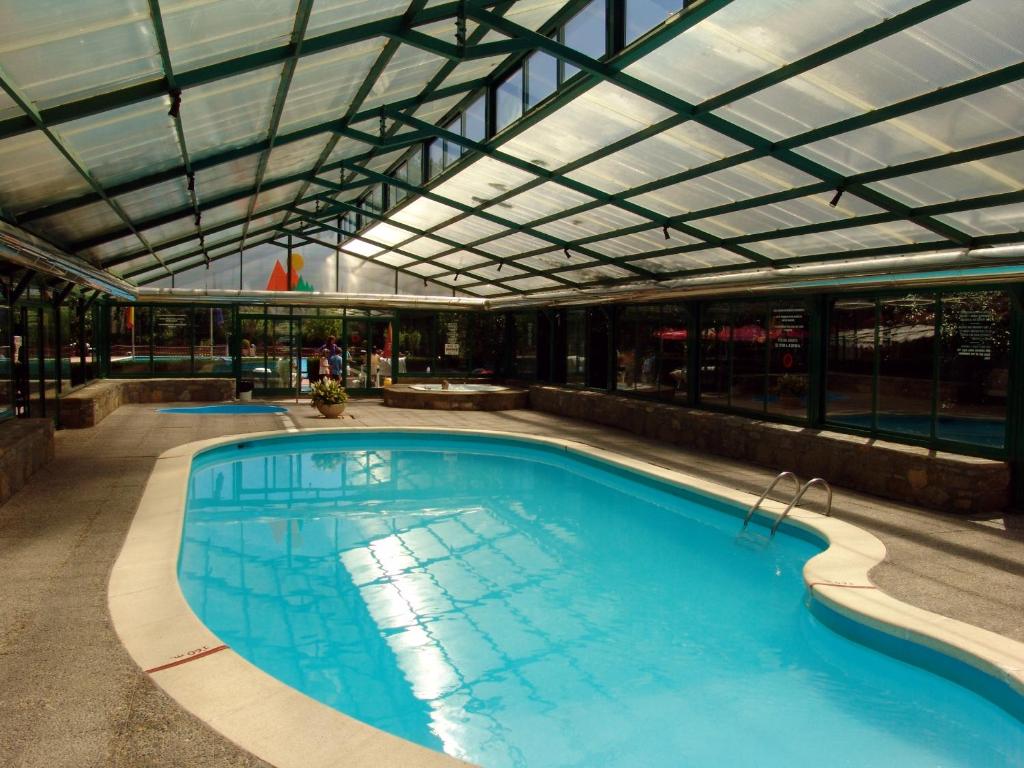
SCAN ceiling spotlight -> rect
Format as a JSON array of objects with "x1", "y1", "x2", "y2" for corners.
[
  {"x1": 186, "y1": 171, "x2": 195, "y2": 192},
  {"x1": 454, "y1": 271, "x2": 459, "y2": 282},
  {"x1": 564, "y1": 248, "x2": 571, "y2": 259},
  {"x1": 194, "y1": 212, "x2": 202, "y2": 227},
  {"x1": 168, "y1": 89, "x2": 182, "y2": 118},
  {"x1": 497, "y1": 260, "x2": 504, "y2": 272},
  {"x1": 663, "y1": 224, "x2": 670, "y2": 240},
  {"x1": 423, "y1": 277, "x2": 428, "y2": 287},
  {"x1": 829, "y1": 188, "x2": 844, "y2": 208}
]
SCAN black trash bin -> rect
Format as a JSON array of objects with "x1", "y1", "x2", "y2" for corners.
[{"x1": 237, "y1": 379, "x2": 255, "y2": 400}]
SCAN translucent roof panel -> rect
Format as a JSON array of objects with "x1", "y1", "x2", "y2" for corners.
[
  {"x1": 252, "y1": 181, "x2": 309, "y2": 216},
  {"x1": 746, "y1": 220, "x2": 940, "y2": 260},
  {"x1": 114, "y1": 177, "x2": 191, "y2": 222},
  {"x1": 405, "y1": 261, "x2": 448, "y2": 277},
  {"x1": 361, "y1": 44, "x2": 448, "y2": 112},
  {"x1": 58, "y1": 97, "x2": 180, "y2": 186},
  {"x1": 180, "y1": 66, "x2": 283, "y2": 158},
  {"x1": 390, "y1": 198, "x2": 463, "y2": 230},
  {"x1": 501, "y1": 82, "x2": 673, "y2": 168},
  {"x1": 307, "y1": 0, "x2": 411, "y2": 37},
  {"x1": 490, "y1": 182, "x2": 596, "y2": 225},
  {"x1": 374, "y1": 252, "x2": 417, "y2": 268},
  {"x1": 28, "y1": 200, "x2": 125, "y2": 247},
  {"x1": 798, "y1": 81, "x2": 1024, "y2": 175},
  {"x1": 560, "y1": 264, "x2": 637, "y2": 283},
  {"x1": 432, "y1": 216, "x2": 510, "y2": 243},
  {"x1": 341, "y1": 238, "x2": 384, "y2": 257},
  {"x1": 278, "y1": 40, "x2": 385, "y2": 134},
  {"x1": 362, "y1": 222, "x2": 413, "y2": 247},
  {"x1": 475, "y1": 232, "x2": 553, "y2": 258},
  {"x1": 195, "y1": 155, "x2": 263, "y2": 201},
  {"x1": 161, "y1": 0, "x2": 298, "y2": 71},
  {"x1": 936, "y1": 202, "x2": 1024, "y2": 237},
  {"x1": 689, "y1": 193, "x2": 885, "y2": 240},
  {"x1": 429, "y1": 157, "x2": 537, "y2": 208},
  {"x1": 468, "y1": 262, "x2": 527, "y2": 282},
  {"x1": 0, "y1": 0, "x2": 162, "y2": 108},
  {"x1": 263, "y1": 135, "x2": 332, "y2": 181},
  {"x1": 585, "y1": 227, "x2": 701, "y2": 258},
  {"x1": 0, "y1": 131, "x2": 94, "y2": 214},
  {"x1": 714, "y1": 0, "x2": 1024, "y2": 142},
  {"x1": 531, "y1": 204, "x2": 649, "y2": 241},
  {"x1": 868, "y1": 151, "x2": 1024, "y2": 208},
  {"x1": 566, "y1": 122, "x2": 748, "y2": 194},
  {"x1": 436, "y1": 251, "x2": 491, "y2": 269},
  {"x1": 515, "y1": 250, "x2": 596, "y2": 271},
  {"x1": 623, "y1": 0, "x2": 921, "y2": 106},
  {"x1": 400, "y1": 237, "x2": 450, "y2": 257},
  {"x1": 631, "y1": 248, "x2": 750, "y2": 273},
  {"x1": 631, "y1": 158, "x2": 819, "y2": 217}
]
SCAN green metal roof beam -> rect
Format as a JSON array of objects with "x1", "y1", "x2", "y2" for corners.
[
  {"x1": 465, "y1": 1, "x2": 975, "y2": 247},
  {"x1": 0, "y1": 2, "x2": 515, "y2": 142},
  {"x1": 0, "y1": 63, "x2": 171, "y2": 277},
  {"x1": 16, "y1": 78, "x2": 487, "y2": 224},
  {"x1": 237, "y1": 0, "x2": 316, "y2": 254}
]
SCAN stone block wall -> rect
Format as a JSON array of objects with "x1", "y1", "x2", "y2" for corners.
[
  {"x1": 60, "y1": 379, "x2": 235, "y2": 428},
  {"x1": 529, "y1": 386, "x2": 1010, "y2": 515},
  {"x1": 0, "y1": 418, "x2": 54, "y2": 505}
]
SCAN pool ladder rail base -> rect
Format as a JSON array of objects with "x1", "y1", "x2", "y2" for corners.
[{"x1": 742, "y1": 472, "x2": 833, "y2": 537}]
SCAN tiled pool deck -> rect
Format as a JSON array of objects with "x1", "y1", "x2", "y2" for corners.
[{"x1": 1, "y1": 399, "x2": 1022, "y2": 766}]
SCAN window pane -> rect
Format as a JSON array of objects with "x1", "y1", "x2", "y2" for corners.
[
  {"x1": 827, "y1": 299, "x2": 875, "y2": 429},
  {"x1": 938, "y1": 291, "x2": 1009, "y2": 448},
  {"x1": 443, "y1": 117, "x2": 462, "y2": 167},
  {"x1": 563, "y1": 0, "x2": 606, "y2": 80},
  {"x1": 626, "y1": 0, "x2": 683, "y2": 44},
  {"x1": 436, "y1": 312, "x2": 469, "y2": 372},
  {"x1": 878, "y1": 294, "x2": 935, "y2": 437},
  {"x1": 407, "y1": 147, "x2": 423, "y2": 187},
  {"x1": 658, "y1": 303, "x2": 688, "y2": 401},
  {"x1": 109, "y1": 305, "x2": 152, "y2": 374},
  {"x1": 465, "y1": 94, "x2": 486, "y2": 142},
  {"x1": 514, "y1": 313, "x2": 537, "y2": 378},
  {"x1": 194, "y1": 306, "x2": 233, "y2": 375},
  {"x1": 526, "y1": 51, "x2": 557, "y2": 108},
  {"x1": 729, "y1": 302, "x2": 768, "y2": 413},
  {"x1": 398, "y1": 313, "x2": 433, "y2": 373},
  {"x1": 427, "y1": 139, "x2": 443, "y2": 179},
  {"x1": 392, "y1": 162, "x2": 408, "y2": 206},
  {"x1": 566, "y1": 308, "x2": 586, "y2": 385},
  {"x1": 767, "y1": 304, "x2": 808, "y2": 420},
  {"x1": 152, "y1": 307, "x2": 192, "y2": 374},
  {"x1": 699, "y1": 303, "x2": 730, "y2": 405},
  {"x1": 496, "y1": 68, "x2": 524, "y2": 131}
]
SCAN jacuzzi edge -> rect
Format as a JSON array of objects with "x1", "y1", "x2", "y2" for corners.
[{"x1": 109, "y1": 427, "x2": 1024, "y2": 768}]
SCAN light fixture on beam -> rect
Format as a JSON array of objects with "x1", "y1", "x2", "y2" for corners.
[
  {"x1": 564, "y1": 248, "x2": 571, "y2": 259},
  {"x1": 829, "y1": 188, "x2": 844, "y2": 208},
  {"x1": 663, "y1": 224, "x2": 671, "y2": 240},
  {"x1": 168, "y1": 89, "x2": 182, "y2": 118}
]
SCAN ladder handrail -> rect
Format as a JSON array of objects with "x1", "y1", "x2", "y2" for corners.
[
  {"x1": 742, "y1": 471, "x2": 800, "y2": 530},
  {"x1": 770, "y1": 477, "x2": 833, "y2": 537}
]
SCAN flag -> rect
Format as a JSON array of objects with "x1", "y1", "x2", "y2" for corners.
[{"x1": 125, "y1": 306, "x2": 135, "y2": 331}]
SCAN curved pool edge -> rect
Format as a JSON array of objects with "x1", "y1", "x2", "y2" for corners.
[{"x1": 108, "y1": 428, "x2": 1024, "y2": 768}]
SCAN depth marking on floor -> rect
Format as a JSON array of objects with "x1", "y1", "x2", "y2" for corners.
[{"x1": 146, "y1": 644, "x2": 229, "y2": 674}]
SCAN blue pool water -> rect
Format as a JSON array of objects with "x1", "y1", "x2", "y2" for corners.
[
  {"x1": 179, "y1": 433, "x2": 1024, "y2": 767},
  {"x1": 829, "y1": 412, "x2": 1005, "y2": 447},
  {"x1": 159, "y1": 404, "x2": 286, "y2": 414}
]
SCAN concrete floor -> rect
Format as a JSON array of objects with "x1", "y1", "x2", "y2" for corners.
[{"x1": 1, "y1": 399, "x2": 1022, "y2": 767}]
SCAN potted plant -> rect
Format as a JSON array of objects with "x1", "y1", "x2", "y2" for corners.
[
  {"x1": 310, "y1": 378, "x2": 348, "y2": 419},
  {"x1": 774, "y1": 373, "x2": 807, "y2": 408}
]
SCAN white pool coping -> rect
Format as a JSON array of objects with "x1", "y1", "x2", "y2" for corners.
[{"x1": 109, "y1": 428, "x2": 1024, "y2": 767}]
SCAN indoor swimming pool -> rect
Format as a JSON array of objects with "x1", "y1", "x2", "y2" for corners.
[{"x1": 177, "y1": 432, "x2": 1023, "y2": 768}]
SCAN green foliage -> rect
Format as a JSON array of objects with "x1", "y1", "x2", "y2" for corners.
[{"x1": 309, "y1": 377, "x2": 349, "y2": 406}]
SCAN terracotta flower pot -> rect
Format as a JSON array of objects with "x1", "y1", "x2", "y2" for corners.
[{"x1": 316, "y1": 402, "x2": 345, "y2": 419}]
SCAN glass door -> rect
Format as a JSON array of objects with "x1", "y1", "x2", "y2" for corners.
[{"x1": 342, "y1": 316, "x2": 393, "y2": 391}]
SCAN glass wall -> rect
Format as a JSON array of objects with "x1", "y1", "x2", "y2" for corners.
[
  {"x1": 513, "y1": 312, "x2": 537, "y2": 378},
  {"x1": 697, "y1": 300, "x2": 809, "y2": 419},
  {"x1": 108, "y1": 304, "x2": 234, "y2": 377},
  {"x1": 566, "y1": 309, "x2": 586, "y2": 385},
  {"x1": 826, "y1": 290, "x2": 1011, "y2": 450},
  {"x1": 615, "y1": 304, "x2": 685, "y2": 399},
  {"x1": 0, "y1": 304, "x2": 11, "y2": 420}
]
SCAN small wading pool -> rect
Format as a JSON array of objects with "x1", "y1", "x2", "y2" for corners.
[
  {"x1": 179, "y1": 432, "x2": 1024, "y2": 767},
  {"x1": 383, "y1": 384, "x2": 528, "y2": 410},
  {"x1": 158, "y1": 404, "x2": 287, "y2": 415}
]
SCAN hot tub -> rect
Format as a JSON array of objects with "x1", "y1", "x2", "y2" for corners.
[{"x1": 382, "y1": 383, "x2": 528, "y2": 410}]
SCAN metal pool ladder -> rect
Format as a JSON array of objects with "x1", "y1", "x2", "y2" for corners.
[
  {"x1": 742, "y1": 471, "x2": 800, "y2": 531},
  {"x1": 769, "y1": 478, "x2": 833, "y2": 537}
]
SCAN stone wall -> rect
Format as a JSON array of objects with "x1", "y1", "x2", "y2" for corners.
[
  {"x1": 529, "y1": 386, "x2": 1010, "y2": 515},
  {"x1": 0, "y1": 418, "x2": 54, "y2": 505},
  {"x1": 60, "y1": 379, "x2": 235, "y2": 428}
]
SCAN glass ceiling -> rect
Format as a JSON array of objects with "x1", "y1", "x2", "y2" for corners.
[{"x1": 0, "y1": 0, "x2": 1021, "y2": 301}]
